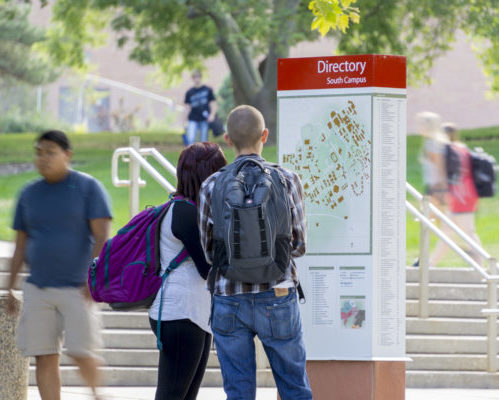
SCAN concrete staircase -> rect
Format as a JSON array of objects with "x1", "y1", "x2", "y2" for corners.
[
  {"x1": 2, "y1": 248, "x2": 499, "y2": 388},
  {"x1": 0, "y1": 255, "x2": 275, "y2": 387},
  {"x1": 406, "y1": 266, "x2": 499, "y2": 388}
]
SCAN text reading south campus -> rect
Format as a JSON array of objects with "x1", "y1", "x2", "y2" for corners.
[{"x1": 317, "y1": 60, "x2": 368, "y2": 86}]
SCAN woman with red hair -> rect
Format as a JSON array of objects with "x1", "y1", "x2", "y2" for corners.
[{"x1": 149, "y1": 142, "x2": 227, "y2": 400}]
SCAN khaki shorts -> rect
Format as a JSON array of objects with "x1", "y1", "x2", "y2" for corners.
[{"x1": 17, "y1": 282, "x2": 102, "y2": 357}]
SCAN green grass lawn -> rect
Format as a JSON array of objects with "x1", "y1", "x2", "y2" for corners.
[{"x1": 1, "y1": 129, "x2": 499, "y2": 266}]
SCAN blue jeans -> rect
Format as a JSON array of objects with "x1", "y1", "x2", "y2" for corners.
[
  {"x1": 211, "y1": 288, "x2": 312, "y2": 400},
  {"x1": 186, "y1": 120, "x2": 209, "y2": 145}
]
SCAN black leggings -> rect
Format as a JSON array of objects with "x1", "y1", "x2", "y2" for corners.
[{"x1": 149, "y1": 318, "x2": 212, "y2": 400}]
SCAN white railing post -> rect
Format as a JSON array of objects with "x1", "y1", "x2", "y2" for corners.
[
  {"x1": 487, "y1": 257, "x2": 498, "y2": 372},
  {"x1": 129, "y1": 136, "x2": 141, "y2": 217},
  {"x1": 418, "y1": 195, "x2": 430, "y2": 318}
]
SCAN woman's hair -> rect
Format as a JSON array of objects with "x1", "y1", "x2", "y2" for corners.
[
  {"x1": 176, "y1": 142, "x2": 227, "y2": 201},
  {"x1": 442, "y1": 122, "x2": 459, "y2": 142}
]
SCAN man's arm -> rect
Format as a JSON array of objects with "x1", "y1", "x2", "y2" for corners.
[
  {"x1": 7, "y1": 230, "x2": 27, "y2": 315},
  {"x1": 198, "y1": 177, "x2": 216, "y2": 264},
  {"x1": 90, "y1": 218, "x2": 111, "y2": 258},
  {"x1": 184, "y1": 104, "x2": 192, "y2": 127},
  {"x1": 82, "y1": 218, "x2": 111, "y2": 299},
  {"x1": 288, "y1": 172, "x2": 307, "y2": 258},
  {"x1": 208, "y1": 100, "x2": 217, "y2": 123}
]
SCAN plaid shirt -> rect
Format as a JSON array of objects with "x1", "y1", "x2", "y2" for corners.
[{"x1": 198, "y1": 154, "x2": 307, "y2": 296}]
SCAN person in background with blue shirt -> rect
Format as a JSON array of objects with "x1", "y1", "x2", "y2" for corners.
[
  {"x1": 6, "y1": 130, "x2": 112, "y2": 400},
  {"x1": 184, "y1": 69, "x2": 217, "y2": 145}
]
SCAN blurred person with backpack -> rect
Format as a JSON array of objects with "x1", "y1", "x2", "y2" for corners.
[
  {"x1": 412, "y1": 112, "x2": 449, "y2": 267},
  {"x1": 148, "y1": 142, "x2": 227, "y2": 400},
  {"x1": 429, "y1": 123, "x2": 482, "y2": 266},
  {"x1": 183, "y1": 69, "x2": 217, "y2": 146},
  {"x1": 198, "y1": 105, "x2": 313, "y2": 400},
  {"x1": 6, "y1": 130, "x2": 112, "y2": 400},
  {"x1": 417, "y1": 111, "x2": 449, "y2": 208}
]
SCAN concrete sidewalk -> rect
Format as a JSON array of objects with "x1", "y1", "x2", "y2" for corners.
[{"x1": 26, "y1": 387, "x2": 499, "y2": 399}]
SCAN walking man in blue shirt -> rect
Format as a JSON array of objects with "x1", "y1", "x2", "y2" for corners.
[{"x1": 7, "y1": 130, "x2": 112, "y2": 400}]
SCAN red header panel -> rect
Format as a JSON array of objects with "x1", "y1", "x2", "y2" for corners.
[{"x1": 277, "y1": 54, "x2": 406, "y2": 90}]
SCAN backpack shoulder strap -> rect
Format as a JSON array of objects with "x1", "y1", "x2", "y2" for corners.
[
  {"x1": 155, "y1": 244, "x2": 190, "y2": 350},
  {"x1": 234, "y1": 158, "x2": 266, "y2": 175},
  {"x1": 263, "y1": 162, "x2": 288, "y2": 190},
  {"x1": 154, "y1": 195, "x2": 197, "y2": 274}
]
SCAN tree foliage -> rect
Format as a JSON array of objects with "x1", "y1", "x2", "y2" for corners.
[
  {"x1": 0, "y1": 2, "x2": 57, "y2": 85},
  {"x1": 318, "y1": 0, "x2": 499, "y2": 91},
  {"x1": 32, "y1": 0, "x2": 499, "y2": 137},
  {"x1": 309, "y1": 0, "x2": 359, "y2": 35}
]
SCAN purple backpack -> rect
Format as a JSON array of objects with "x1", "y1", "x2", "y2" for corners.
[{"x1": 88, "y1": 195, "x2": 195, "y2": 313}]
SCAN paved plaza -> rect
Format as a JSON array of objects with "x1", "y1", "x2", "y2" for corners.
[{"x1": 24, "y1": 387, "x2": 499, "y2": 399}]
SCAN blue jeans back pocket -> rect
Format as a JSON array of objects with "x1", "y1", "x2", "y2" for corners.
[
  {"x1": 212, "y1": 297, "x2": 240, "y2": 334},
  {"x1": 267, "y1": 296, "x2": 299, "y2": 340}
]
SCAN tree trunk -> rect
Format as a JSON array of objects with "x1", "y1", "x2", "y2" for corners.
[
  {"x1": 251, "y1": 86, "x2": 277, "y2": 144},
  {"x1": 202, "y1": 0, "x2": 300, "y2": 145},
  {"x1": 253, "y1": 0, "x2": 301, "y2": 145}
]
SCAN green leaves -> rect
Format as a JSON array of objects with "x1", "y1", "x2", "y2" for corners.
[
  {"x1": 0, "y1": 2, "x2": 58, "y2": 85},
  {"x1": 308, "y1": 0, "x2": 359, "y2": 35}
]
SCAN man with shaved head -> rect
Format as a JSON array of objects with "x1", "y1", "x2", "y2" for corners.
[{"x1": 199, "y1": 105, "x2": 312, "y2": 400}]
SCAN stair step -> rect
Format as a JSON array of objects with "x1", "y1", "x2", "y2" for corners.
[
  {"x1": 29, "y1": 349, "x2": 221, "y2": 368},
  {"x1": 0, "y1": 265, "x2": 486, "y2": 287},
  {"x1": 406, "y1": 300, "x2": 489, "y2": 318},
  {"x1": 0, "y1": 258, "x2": 26, "y2": 273},
  {"x1": 406, "y1": 370, "x2": 499, "y2": 388},
  {"x1": 0, "y1": 272, "x2": 28, "y2": 290},
  {"x1": 100, "y1": 311, "x2": 150, "y2": 329},
  {"x1": 406, "y1": 283, "x2": 497, "y2": 301},
  {"x1": 406, "y1": 335, "x2": 499, "y2": 354},
  {"x1": 101, "y1": 329, "x2": 156, "y2": 349},
  {"x1": 28, "y1": 366, "x2": 275, "y2": 387},
  {"x1": 406, "y1": 267, "x2": 484, "y2": 284},
  {"x1": 406, "y1": 317, "x2": 498, "y2": 335},
  {"x1": 407, "y1": 354, "x2": 498, "y2": 371}
]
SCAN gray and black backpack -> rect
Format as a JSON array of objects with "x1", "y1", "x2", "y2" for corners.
[{"x1": 211, "y1": 157, "x2": 292, "y2": 283}]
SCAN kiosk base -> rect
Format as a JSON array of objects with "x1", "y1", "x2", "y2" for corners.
[{"x1": 305, "y1": 360, "x2": 405, "y2": 400}]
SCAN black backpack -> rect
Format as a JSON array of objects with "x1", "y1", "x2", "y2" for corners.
[
  {"x1": 445, "y1": 144, "x2": 461, "y2": 185},
  {"x1": 470, "y1": 148, "x2": 497, "y2": 198},
  {"x1": 211, "y1": 157, "x2": 292, "y2": 283}
]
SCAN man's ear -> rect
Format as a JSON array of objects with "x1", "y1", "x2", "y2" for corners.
[
  {"x1": 223, "y1": 133, "x2": 233, "y2": 147},
  {"x1": 261, "y1": 128, "x2": 269, "y2": 144},
  {"x1": 65, "y1": 150, "x2": 73, "y2": 162}
]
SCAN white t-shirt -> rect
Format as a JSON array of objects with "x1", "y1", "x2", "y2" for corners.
[
  {"x1": 149, "y1": 207, "x2": 211, "y2": 334},
  {"x1": 422, "y1": 138, "x2": 446, "y2": 186}
]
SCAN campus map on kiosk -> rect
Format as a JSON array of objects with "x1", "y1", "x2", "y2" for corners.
[{"x1": 280, "y1": 96, "x2": 372, "y2": 255}]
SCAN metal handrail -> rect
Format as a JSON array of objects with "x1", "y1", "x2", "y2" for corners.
[
  {"x1": 112, "y1": 147, "x2": 176, "y2": 192},
  {"x1": 407, "y1": 182, "x2": 494, "y2": 264},
  {"x1": 138, "y1": 148, "x2": 177, "y2": 178},
  {"x1": 406, "y1": 182, "x2": 499, "y2": 372},
  {"x1": 405, "y1": 201, "x2": 495, "y2": 280},
  {"x1": 86, "y1": 74, "x2": 185, "y2": 113}
]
